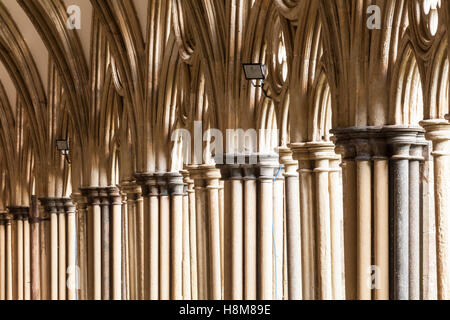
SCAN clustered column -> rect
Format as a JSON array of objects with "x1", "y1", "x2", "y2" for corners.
[
  {"x1": 291, "y1": 142, "x2": 345, "y2": 300},
  {"x1": 333, "y1": 126, "x2": 427, "y2": 300}
]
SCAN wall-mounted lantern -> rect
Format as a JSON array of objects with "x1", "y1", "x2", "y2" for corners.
[
  {"x1": 242, "y1": 63, "x2": 272, "y2": 99},
  {"x1": 56, "y1": 139, "x2": 71, "y2": 164}
]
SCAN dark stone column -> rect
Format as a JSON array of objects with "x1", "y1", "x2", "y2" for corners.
[
  {"x1": 99, "y1": 188, "x2": 111, "y2": 300},
  {"x1": 384, "y1": 126, "x2": 420, "y2": 300}
]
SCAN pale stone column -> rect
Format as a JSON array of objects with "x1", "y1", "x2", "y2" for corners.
[
  {"x1": 168, "y1": 173, "x2": 184, "y2": 300},
  {"x1": 203, "y1": 166, "x2": 222, "y2": 300},
  {"x1": 292, "y1": 143, "x2": 316, "y2": 300},
  {"x1": 420, "y1": 119, "x2": 450, "y2": 299},
  {"x1": 157, "y1": 174, "x2": 171, "y2": 300},
  {"x1": 122, "y1": 183, "x2": 140, "y2": 300},
  {"x1": 184, "y1": 169, "x2": 198, "y2": 300},
  {"x1": 23, "y1": 210, "x2": 30, "y2": 300},
  {"x1": 258, "y1": 154, "x2": 278, "y2": 300},
  {"x1": 279, "y1": 147, "x2": 302, "y2": 300},
  {"x1": 190, "y1": 167, "x2": 209, "y2": 299},
  {"x1": 4, "y1": 213, "x2": 13, "y2": 300},
  {"x1": 72, "y1": 193, "x2": 88, "y2": 300},
  {"x1": 11, "y1": 207, "x2": 26, "y2": 300},
  {"x1": 99, "y1": 189, "x2": 110, "y2": 300},
  {"x1": 229, "y1": 165, "x2": 244, "y2": 300},
  {"x1": 107, "y1": 187, "x2": 122, "y2": 300},
  {"x1": 0, "y1": 212, "x2": 5, "y2": 300},
  {"x1": 329, "y1": 153, "x2": 345, "y2": 300},
  {"x1": 30, "y1": 197, "x2": 40, "y2": 300},
  {"x1": 384, "y1": 127, "x2": 419, "y2": 300},
  {"x1": 242, "y1": 165, "x2": 257, "y2": 300},
  {"x1": 82, "y1": 188, "x2": 102, "y2": 300},
  {"x1": 180, "y1": 170, "x2": 192, "y2": 300},
  {"x1": 64, "y1": 199, "x2": 77, "y2": 300},
  {"x1": 55, "y1": 200, "x2": 67, "y2": 300},
  {"x1": 408, "y1": 133, "x2": 427, "y2": 300},
  {"x1": 39, "y1": 199, "x2": 58, "y2": 300},
  {"x1": 371, "y1": 133, "x2": 389, "y2": 300},
  {"x1": 309, "y1": 143, "x2": 334, "y2": 300},
  {"x1": 120, "y1": 190, "x2": 129, "y2": 300},
  {"x1": 273, "y1": 164, "x2": 285, "y2": 301}
]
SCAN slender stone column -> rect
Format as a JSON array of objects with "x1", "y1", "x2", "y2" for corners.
[
  {"x1": 39, "y1": 198, "x2": 58, "y2": 300},
  {"x1": 273, "y1": 164, "x2": 285, "y2": 301},
  {"x1": 99, "y1": 189, "x2": 111, "y2": 300},
  {"x1": 309, "y1": 143, "x2": 334, "y2": 300},
  {"x1": 107, "y1": 187, "x2": 122, "y2": 300},
  {"x1": 184, "y1": 169, "x2": 198, "y2": 300},
  {"x1": 258, "y1": 154, "x2": 278, "y2": 300},
  {"x1": 168, "y1": 173, "x2": 184, "y2": 300},
  {"x1": 120, "y1": 190, "x2": 129, "y2": 300},
  {"x1": 180, "y1": 170, "x2": 192, "y2": 300},
  {"x1": 279, "y1": 147, "x2": 302, "y2": 300},
  {"x1": 121, "y1": 183, "x2": 140, "y2": 300},
  {"x1": 10, "y1": 207, "x2": 27, "y2": 300},
  {"x1": 291, "y1": 143, "x2": 316, "y2": 300},
  {"x1": 203, "y1": 166, "x2": 222, "y2": 300},
  {"x1": 30, "y1": 197, "x2": 40, "y2": 300},
  {"x1": 371, "y1": 133, "x2": 389, "y2": 300},
  {"x1": 420, "y1": 119, "x2": 450, "y2": 299},
  {"x1": 24, "y1": 210, "x2": 30, "y2": 300},
  {"x1": 157, "y1": 174, "x2": 171, "y2": 300},
  {"x1": 4, "y1": 212, "x2": 13, "y2": 300},
  {"x1": 243, "y1": 165, "x2": 257, "y2": 300},
  {"x1": 0, "y1": 212, "x2": 5, "y2": 300},
  {"x1": 81, "y1": 187, "x2": 102, "y2": 300},
  {"x1": 190, "y1": 167, "x2": 209, "y2": 299},
  {"x1": 55, "y1": 199, "x2": 66, "y2": 300},
  {"x1": 408, "y1": 133, "x2": 426, "y2": 300},
  {"x1": 328, "y1": 153, "x2": 345, "y2": 300},
  {"x1": 384, "y1": 127, "x2": 419, "y2": 300},
  {"x1": 229, "y1": 165, "x2": 244, "y2": 300},
  {"x1": 72, "y1": 193, "x2": 88, "y2": 300},
  {"x1": 64, "y1": 199, "x2": 77, "y2": 300}
]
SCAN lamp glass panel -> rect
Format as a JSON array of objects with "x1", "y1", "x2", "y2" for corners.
[
  {"x1": 56, "y1": 140, "x2": 69, "y2": 151},
  {"x1": 243, "y1": 64, "x2": 265, "y2": 80}
]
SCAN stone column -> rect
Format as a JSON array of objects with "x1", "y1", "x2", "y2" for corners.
[
  {"x1": 420, "y1": 119, "x2": 450, "y2": 299},
  {"x1": 30, "y1": 197, "x2": 40, "y2": 300},
  {"x1": 184, "y1": 169, "x2": 198, "y2": 300},
  {"x1": 408, "y1": 133, "x2": 427, "y2": 300},
  {"x1": 385, "y1": 126, "x2": 420, "y2": 300},
  {"x1": 309, "y1": 143, "x2": 334, "y2": 300},
  {"x1": 168, "y1": 173, "x2": 185, "y2": 300},
  {"x1": 55, "y1": 199, "x2": 66, "y2": 300},
  {"x1": 273, "y1": 163, "x2": 285, "y2": 301},
  {"x1": 64, "y1": 199, "x2": 77, "y2": 300},
  {"x1": 81, "y1": 187, "x2": 102, "y2": 300},
  {"x1": 72, "y1": 193, "x2": 88, "y2": 300},
  {"x1": 10, "y1": 206, "x2": 28, "y2": 300},
  {"x1": 4, "y1": 212, "x2": 13, "y2": 300},
  {"x1": 39, "y1": 198, "x2": 58, "y2": 300},
  {"x1": 242, "y1": 164, "x2": 257, "y2": 300},
  {"x1": 203, "y1": 166, "x2": 222, "y2": 300},
  {"x1": 156, "y1": 174, "x2": 171, "y2": 300},
  {"x1": 258, "y1": 154, "x2": 278, "y2": 300},
  {"x1": 99, "y1": 189, "x2": 111, "y2": 300},
  {"x1": 107, "y1": 187, "x2": 122, "y2": 300},
  {"x1": 190, "y1": 166, "x2": 209, "y2": 299},
  {"x1": 120, "y1": 189, "x2": 129, "y2": 300},
  {"x1": 0, "y1": 212, "x2": 6, "y2": 300},
  {"x1": 279, "y1": 147, "x2": 302, "y2": 300},
  {"x1": 23, "y1": 209, "x2": 31, "y2": 300},
  {"x1": 180, "y1": 170, "x2": 192, "y2": 300},
  {"x1": 121, "y1": 182, "x2": 140, "y2": 300}
]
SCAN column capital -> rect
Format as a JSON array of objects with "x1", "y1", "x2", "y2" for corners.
[
  {"x1": 167, "y1": 172, "x2": 185, "y2": 196},
  {"x1": 306, "y1": 142, "x2": 339, "y2": 161},
  {"x1": 7, "y1": 206, "x2": 29, "y2": 220},
  {"x1": 71, "y1": 192, "x2": 88, "y2": 210},
  {"x1": 383, "y1": 126, "x2": 424, "y2": 160},
  {"x1": 106, "y1": 186, "x2": 122, "y2": 205},
  {"x1": 54, "y1": 198, "x2": 66, "y2": 214},
  {"x1": 420, "y1": 119, "x2": 450, "y2": 143},
  {"x1": 120, "y1": 180, "x2": 142, "y2": 199},
  {"x1": 154, "y1": 172, "x2": 169, "y2": 196},
  {"x1": 80, "y1": 187, "x2": 101, "y2": 205},
  {"x1": 278, "y1": 146, "x2": 299, "y2": 177},
  {"x1": 63, "y1": 198, "x2": 76, "y2": 213}
]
